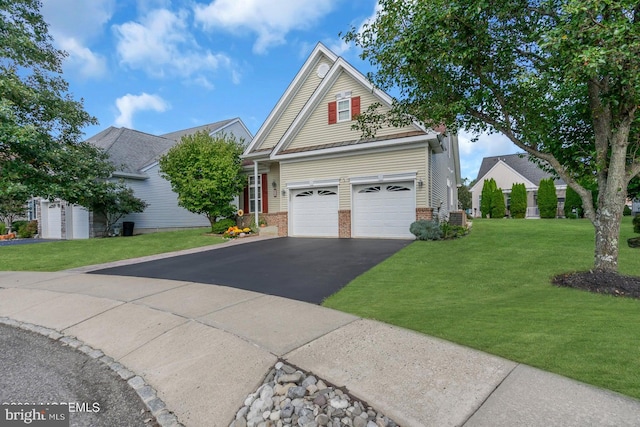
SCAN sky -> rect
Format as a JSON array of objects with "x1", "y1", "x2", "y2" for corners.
[{"x1": 39, "y1": 0, "x2": 520, "y2": 181}]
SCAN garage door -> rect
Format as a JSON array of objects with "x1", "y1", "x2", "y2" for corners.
[
  {"x1": 290, "y1": 187, "x2": 339, "y2": 237},
  {"x1": 352, "y1": 182, "x2": 415, "y2": 238},
  {"x1": 45, "y1": 203, "x2": 62, "y2": 239}
]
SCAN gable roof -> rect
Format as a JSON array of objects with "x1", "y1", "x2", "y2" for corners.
[
  {"x1": 475, "y1": 153, "x2": 565, "y2": 186},
  {"x1": 161, "y1": 118, "x2": 241, "y2": 142},
  {"x1": 87, "y1": 118, "x2": 250, "y2": 177},
  {"x1": 86, "y1": 127, "x2": 174, "y2": 177},
  {"x1": 244, "y1": 42, "x2": 441, "y2": 160}
]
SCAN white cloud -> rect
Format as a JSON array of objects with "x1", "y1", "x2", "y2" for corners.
[
  {"x1": 194, "y1": 0, "x2": 337, "y2": 54},
  {"x1": 40, "y1": 0, "x2": 113, "y2": 79},
  {"x1": 458, "y1": 130, "x2": 521, "y2": 181},
  {"x1": 329, "y1": 1, "x2": 381, "y2": 55},
  {"x1": 57, "y1": 38, "x2": 107, "y2": 79},
  {"x1": 114, "y1": 93, "x2": 170, "y2": 128},
  {"x1": 114, "y1": 8, "x2": 236, "y2": 86}
]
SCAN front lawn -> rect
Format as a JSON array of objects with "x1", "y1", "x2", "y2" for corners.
[
  {"x1": 0, "y1": 228, "x2": 224, "y2": 271},
  {"x1": 323, "y1": 217, "x2": 640, "y2": 400}
]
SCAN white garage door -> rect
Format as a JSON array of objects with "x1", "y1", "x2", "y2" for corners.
[
  {"x1": 290, "y1": 187, "x2": 339, "y2": 237},
  {"x1": 45, "y1": 203, "x2": 62, "y2": 239},
  {"x1": 353, "y1": 182, "x2": 415, "y2": 238}
]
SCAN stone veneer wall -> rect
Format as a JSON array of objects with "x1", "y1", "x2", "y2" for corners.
[
  {"x1": 239, "y1": 212, "x2": 289, "y2": 237},
  {"x1": 416, "y1": 207, "x2": 434, "y2": 221},
  {"x1": 338, "y1": 210, "x2": 351, "y2": 238}
]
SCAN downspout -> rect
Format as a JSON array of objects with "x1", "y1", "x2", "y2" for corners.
[{"x1": 254, "y1": 160, "x2": 259, "y2": 229}]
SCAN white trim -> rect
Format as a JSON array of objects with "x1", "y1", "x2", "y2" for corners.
[
  {"x1": 286, "y1": 178, "x2": 340, "y2": 190},
  {"x1": 349, "y1": 171, "x2": 417, "y2": 185},
  {"x1": 112, "y1": 171, "x2": 149, "y2": 180},
  {"x1": 273, "y1": 134, "x2": 437, "y2": 161},
  {"x1": 244, "y1": 43, "x2": 339, "y2": 156}
]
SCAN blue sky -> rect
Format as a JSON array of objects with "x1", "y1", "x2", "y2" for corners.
[{"x1": 40, "y1": 0, "x2": 519, "y2": 181}]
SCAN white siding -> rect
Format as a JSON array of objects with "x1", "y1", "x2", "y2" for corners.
[
  {"x1": 120, "y1": 165, "x2": 210, "y2": 230},
  {"x1": 280, "y1": 147, "x2": 429, "y2": 212},
  {"x1": 429, "y1": 134, "x2": 459, "y2": 218},
  {"x1": 288, "y1": 71, "x2": 418, "y2": 151},
  {"x1": 221, "y1": 121, "x2": 253, "y2": 146}
]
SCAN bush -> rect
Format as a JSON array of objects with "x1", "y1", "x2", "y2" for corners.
[
  {"x1": 0, "y1": 222, "x2": 5, "y2": 235},
  {"x1": 18, "y1": 220, "x2": 37, "y2": 238},
  {"x1": 11, "y1": 220, "x2": 27, "y2": 232},
  {"x1": 538, "y1": 178, "x2": 558, "y2": 218},
  {"x1": 623, "y1": 205, "x2": 632, "y2": 216},
  {"x1": 564, "y1": 186, "x2": 583, "y2": 218},
  {"x1": 480, "y1": 179, "x2": 497, "y2": 218},
  {"x1": 440, "y1": 221, "x2": 469, "y2": 239},
  {"x1": 410, "y1": 220, "x2": 443, "y2": 240},
  {"x1": 510, "y1": 183, "x2": 527, "y2": 218},
  {"x1": 633, "y1": 215, "x2": 640, "y2": 234},
  {"x1": 491, "y1": 187, "x2": 506, "y2": 218},
  {"x1": 211, "y1": 218, "x2": 237, "y2": 234}
]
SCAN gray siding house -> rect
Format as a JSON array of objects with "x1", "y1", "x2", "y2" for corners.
[{"x1": 38, "y1": 118, "x2": 252, "y2": 239}]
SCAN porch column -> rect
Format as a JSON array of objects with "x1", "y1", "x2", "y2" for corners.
[{"x1": 253, "y1": 160, "x2": 259, "y2": 229}]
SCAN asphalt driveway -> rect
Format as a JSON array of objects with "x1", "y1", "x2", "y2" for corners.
[{"x1": 90, "y1": 237, "x2": 412, "y2": 304}]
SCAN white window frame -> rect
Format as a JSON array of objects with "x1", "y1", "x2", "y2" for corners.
[
  {"x1": 337, "y1": 98, "x2": 351, "y2": 122},
  {"x1": 248, "y1": 175, "x2": 262, "y2": 213}
]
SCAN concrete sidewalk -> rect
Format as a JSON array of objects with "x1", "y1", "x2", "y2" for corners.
[{"x1": 0, "y1": 271, "x2": 639, "y2": 426}]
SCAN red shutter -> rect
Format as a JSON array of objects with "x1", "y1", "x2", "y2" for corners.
[
  {"x1": 261, "y1": 173, "x2": 268, "y2": 213},
  {"x1": 243, "y1": 186, "x2": 249, "y2": 213},
  {"x1": 351, "y1": 96, "x2": 360, "y2": 119},
  {"x1": 328, "y1": 101, "x2": 337, "y2": 124}
]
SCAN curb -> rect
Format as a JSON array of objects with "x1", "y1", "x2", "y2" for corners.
[{"x1": 0, "y1": 316, "x2": 183, "y2": 427}]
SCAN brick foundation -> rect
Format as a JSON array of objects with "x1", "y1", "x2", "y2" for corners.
[
  {"x1": 239, "y1": 212, "x2": 289, "y2": 236},
  {"x1": 416, "y1": 207, "x2": 434, "y2": 221},
  {"x1": 338, "y1": 210, "x2": 351, "y2": 238}
]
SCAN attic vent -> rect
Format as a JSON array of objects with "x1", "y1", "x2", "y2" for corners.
[
  {"x1": 317, "y1": 63, "x2": 330, "y2": 78},
  {"x1": 335, "y1": 91, "x2": 352, "y2": 100}
]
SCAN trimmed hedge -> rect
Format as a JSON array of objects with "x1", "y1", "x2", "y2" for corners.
[
  {"x1": 410, "y1": 220, "x2": 443, "y2": 240},
  {"x1": 538, "y1": 178, "x2": 558, "y2": 218},
  {"x1": 510, "y1": 183, "x2": 527, "y2": 218}
]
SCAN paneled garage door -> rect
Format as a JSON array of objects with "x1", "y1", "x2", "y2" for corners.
[
  {"x1": 352, "y1": 182, "x2": 415, "y2": 238},
  {"x1": 290, "y1": 187, "x2": 339, "y2": 237}
]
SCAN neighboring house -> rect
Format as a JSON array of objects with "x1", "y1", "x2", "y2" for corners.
[
  {"x1": 470, "y1": 153, "x2": 567, "y2": 218},
  {"x1": 240, "y1": 43, "x2": 462, "y2": 239},
  {"x1": 37, "y1": 118, "x2": 252, "y2": 239}
]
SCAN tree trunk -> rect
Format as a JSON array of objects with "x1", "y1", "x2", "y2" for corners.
[{"x1": 593, "y1": 208, "x2": 622, "y2": 271}]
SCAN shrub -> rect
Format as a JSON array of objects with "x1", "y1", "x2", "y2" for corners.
[
  {"x1": 564, "y1": 186, "x2": 583, "y2": 218},
  {"x1": 211, "y1": 218, "x2": 237, "y2": 234},
  {"x1": 491, "y1": 187, "x2": 506, "y2": 218},
  {"x1": 510, "y1": 183, "x2": 527, "y2": 218},
  {"x1": 623, "y1": 205, "x2": 632, "y2": 216},
  {"x1": 410, "y1": 220, "x2": 443, "y2": 240},
  {"x1": 480, "y1": 179, "x2": 497, "y2": 218},
  {"x1": 0, "y1": 222, "x2": 5, "y2": 235},
  {"x1": 538, "y1": 178, "x2": 558, "y2": 218},
  {"x1": 440, "y1": 221, "x2": 469, "y2": 239},
  {"x1": 17, "y1": 220, "x2": 37, "y2": 238},
  {"x1": 633, "y1": 215, "x2": 640, "y2": 234},
  {"x1": 11, "y1": 220, "x2": 27, "y2": 233}
]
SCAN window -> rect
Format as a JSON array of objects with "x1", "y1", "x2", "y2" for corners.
[
  {"x1": 358, "y1": 186, "x2": 381, "y2": 193},
  {"x1": 337, "y1": 99, "x2": 351, "y2": 122},
  {"x1": 387, "y1": 185, "x2": 411, "y2": 192},
  {"x1": 249, "y1": 175, "x2": 262, "y2": 213},
  {"x1": 328, "y1": 96, "x2": 360, "y2": 124}
]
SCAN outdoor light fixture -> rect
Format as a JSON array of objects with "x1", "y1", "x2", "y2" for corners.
[
  {"x1": 417, "y1": 179, "x2": 424, "y2": 188},
  {"x1": 282, "y1": 189, "x2": 286, "y2": 197}
]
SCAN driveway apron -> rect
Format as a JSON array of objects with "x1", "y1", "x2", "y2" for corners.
[{"x1": 90, "y1": 237, "x2": 411, "y2": 304}]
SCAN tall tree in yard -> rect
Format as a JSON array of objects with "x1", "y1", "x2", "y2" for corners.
[
  {"x1": 538, "y1": 178, "x2": 559, "y2": 218},
  {"x1": 0, "y1": 0, "x2": 113, "y2": 203},
  {"x1": 510, "y1": 183, "x2": 527, "y2": 218},
  {"x1": 491, "y1": 187, "x2": 506, "y2": 218},
  {"x1": 159, "y1": 132, "x2": 245, "y2": 231},
  {"x1": 480, "y1": 178, "x2": 496, "y2": 218},
  {"x1": 345, "y1": 0, "x2": 640, "y2": 272}
]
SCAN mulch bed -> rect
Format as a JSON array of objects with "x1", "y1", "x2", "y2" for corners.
[{"x1": 552, "y1": 271, "x2": 640, "y2": 300}]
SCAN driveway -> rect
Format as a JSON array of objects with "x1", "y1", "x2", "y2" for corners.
[{"x1": 90, "y1": 237, "x2": 412, "y2": 304}]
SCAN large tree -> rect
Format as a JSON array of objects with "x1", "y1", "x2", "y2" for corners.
[
  {"x1": 345, "y1": 0, "x2": 640, "y2": 272},
  {"x1": 0, "y1": 0, "x2": 111, "y2": 203},
  {"x1": 159, "y1": 131, "x2": 245, "y2": 231}
]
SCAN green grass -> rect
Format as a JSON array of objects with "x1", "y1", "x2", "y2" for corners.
[
  {"x1": 0, "y1": 228, "x2": 224, "y2": 271},
  {"x1": 323, "y1": 217, "x2": 640, "y2": 400}
]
